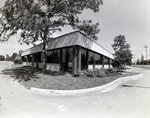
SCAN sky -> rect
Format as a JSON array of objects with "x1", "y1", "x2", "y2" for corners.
[{"x1": 0, "y1": 0, "x2": 150, "y2": 62}]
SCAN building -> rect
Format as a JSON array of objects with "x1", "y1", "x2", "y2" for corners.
[{"x1": 21, "y1": 31, "x2": 114, "y2": 75}]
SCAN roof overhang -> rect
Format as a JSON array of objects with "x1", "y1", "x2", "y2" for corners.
[{"x1": 22, "y1": 31, "x2": 114, "y2": 59}]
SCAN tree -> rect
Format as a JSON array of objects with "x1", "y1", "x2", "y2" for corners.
[
  {"x1": 136, "y1": 58, "x2": 140, "y2": 65},
  {"x1": 112, "y1": 34, "x2": 133, "y2": 65},
  {"x1": 0, "y1": 0, "x2": 103, "y2": 73},
  {"x1": 19, "y1": 50, "x2": 23, "y2": 57},
  {"x1": 6, "y1": 54, "x2": 11, "y2": 61},
  {"x1": 140, "y1": 54, "x2": 144, "y2": 65},
  {"x1": 0, "y1": 55, "x2": 5, "y2": 61},
  {"x1": 10, "y1": 53, "x2": 18, "y2": 61}
]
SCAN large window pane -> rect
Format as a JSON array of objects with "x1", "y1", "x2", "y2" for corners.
[
  {"x1": 62, "y1": 49, "x2": 66, "y2": 63},
  {"x1": 89, "y1": 51, "x2": 94, "y2": 64},
  {"x1": 47, "y1": 51, "x2": 52, "y2": 63},
  {"x1": 47, "y1": 49, "x2": 60, "y2": 63},
  {"x1": 22, "y1": 56, "x2": 26, "y2": 62},
  {"x1": 53, "y1": 50, "x2": 60, "y2": 63},
  {"x1": 37, "y1": 52, "x2": 42, "y2": 62},
  {"x1": 28, "y1": 55, "x2": 32, "y2": 62},
  {"x1": 95, "y1": 53, "x2": 102, "y2": 64},
  {"x1": 95, "y1": 53, "x2": 99, "y2": 64},
  {"x1": 81, "y1": 48, "x2": 87, "y2": 70},
  {"x1": 105, "y1": 57, "x2": 109, "y2": 64},
  {"x1": 62, "y1": 47, "x2": 73, "y2": 71}
]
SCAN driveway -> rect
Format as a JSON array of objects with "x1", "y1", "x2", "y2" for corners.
[{"x1": 0, "y1": 61, "x2": 149, "y2": 118}]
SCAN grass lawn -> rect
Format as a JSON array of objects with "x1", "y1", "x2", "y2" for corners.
[{"x1": 2, "y1": 64, "x2": 139, "y2": 90}]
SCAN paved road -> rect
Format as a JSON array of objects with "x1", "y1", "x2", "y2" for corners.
[{"x1": 0, "y1": 61, "x2": 150, "y2": 118}]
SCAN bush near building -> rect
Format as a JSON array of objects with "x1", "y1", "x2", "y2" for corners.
[
  {"x1": 14, "y1": 57, "x2": 21, "y2": 64},
  {"x1": 87, "y1": 67, "x2": 119, "y2": 77}
]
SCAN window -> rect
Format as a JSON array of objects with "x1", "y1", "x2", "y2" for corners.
[
  {"x1": 53, "y1": 50, "x2": 60, "y2": 63},
  {"x1": 95, "y1": 53, "x2": 101, "y2": 64},
  {"x1": 34, "y1": 54, "x2": 36, "y2": 62},
  {"x1": 47, "y1": 51, "x2": 52, "y2": 63},
  {"x1": 47, "y1": 49, "x2": 60, "y2": 63},
  {"x1": 67, "y1": 48, "x2": 73, "y2": 63},
  {"x1": 110, "y1": 59, "x2": 112, "y2": 64},
  {"x1": 81, "y1": 48, "x2": 88, "y2": 70},
  {"x1": 105, "y1": 57, "x2": 109, "y2": 64},
  {"x1": 61, "y1": 47, "x2": 73, "y2": 71},
  {"x1": 81, "y1": 48, "x2": 87, "y2": 63},
  {"x1": 89, "y1": 51, "x2": 94, "y2": 64},
  {"x1": 28, "y1": 55, "x2": 32, "y2": 62},
  {"x1": 22, "y1": 56, "x2": 27, "y2": 62},
  {"x1": 37, "y1": 52, "x2": 42, "y2": 62}
]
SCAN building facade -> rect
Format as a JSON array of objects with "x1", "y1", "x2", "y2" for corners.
[{"x1": 22, "y1": 31, "x2": 114, "y2": 75}]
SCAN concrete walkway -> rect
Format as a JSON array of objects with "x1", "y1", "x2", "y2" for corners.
[{"x1": 0, "y1": 61, "x2": 149, "y2": 118}]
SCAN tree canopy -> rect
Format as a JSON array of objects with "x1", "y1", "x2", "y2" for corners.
[
  {"x1": 0, "y1": 55, "x2": 5, "y2": 61},
  {"x1": 10, "y1": 52, "x2": 18, "y2": 61},
  {"x1": 6, "y1": 54, "x2": 11, "y2": 61},
  {"x1": 0, "y1": 0, "x2": 102, "y2": 44},
  {"x1": 112, "y1": 34, "x2": 133, "y2": 65}
]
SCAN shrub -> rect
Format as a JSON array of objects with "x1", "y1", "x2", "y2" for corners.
[
  {"x1": 87, "y1": 67, "x2": 106, "y2": 77},
  {"x1": 96, "y1": 67, "x2": 106, "y2": 77},
  {"x1": 87, "y1": 67, "x2": 117, "y2": 77},
  {"x1": 87, "y1": 68, "x2": 95, "y2": 77},
  {"x1": 14, "y1": 57, "x2": 21, "y2": 64},
  {"x1": 106, "y1": 68, "x2": 118, "y2": 76}
]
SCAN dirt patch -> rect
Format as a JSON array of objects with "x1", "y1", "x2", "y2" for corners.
[{"x1": 2, "y1": 65, "x2": 139, "y2": 90}]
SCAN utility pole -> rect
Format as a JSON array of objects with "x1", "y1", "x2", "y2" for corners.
[{"x1": 144, "y1": 45, "x2": 148, "y2": 61}]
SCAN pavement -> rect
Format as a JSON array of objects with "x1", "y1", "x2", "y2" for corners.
[{"x1": 0, "y1": 61, "x2": 150, "y2": 118}]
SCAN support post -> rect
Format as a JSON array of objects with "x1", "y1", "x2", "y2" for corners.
[
  {"x1": 77, "y1": 46, "x2": 81, "y2": 71},
  {"x1": 72, "y1": 46, "x2": 77, "y2": 75},
  {"x1": 102, "y1": 55, "x2": 105, "y2": 68},
  {"x1": 32, "y1": 54, "x2": 35, "y2": 67},
  {"x1": 72, "y1": 45, "x2": 81, "y2": 75},
  {"x1": 26, "y1": 55, "x2": 29, "y2": 65},
  {"x1": 86, "y1": 50, "x2": 89, "y2": 69},
  {"x1": 108, "y1": 58, "x2": 111, "y2": 68},
  {"x1": 21, "y1": 56, "x2": 23, "y2": 64}
]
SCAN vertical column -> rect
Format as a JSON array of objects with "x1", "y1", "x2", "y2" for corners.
[
  {"x1": 26, "y1": 55, "x2": 29, "y2": 66},
  {"x1": 102, "y1": 55, "x2": 105, "y2": 68},
  {"x1": 72, "y1": 45, "x2": 81, "y2": 75},
  {"x1": 36, "y1": 53, "x2": 38, "y2": 68},
  {"x1": 21, "y1": 56, "x2": 23, "y2": 64},
  {"x1": 77, "y1": 46, "x2": 81, "y2": 71},
  {"x1": 32, "y1": 54, "x2": 35, "y2": 67},
  {"x1": 72, "y1": 46, "x2": 77, "y2": 75},
  {"x1": 86, "y1": 50, "x2": 89, "y2": 69},
  {"x1": 108, "y1": 58, "x2": 111, "y2": 68},
  {"x1": 93, "y1": 53, "x2": 95, "y2": 68}
]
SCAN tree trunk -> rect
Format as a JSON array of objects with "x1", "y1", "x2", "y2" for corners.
[
  {"x1": 42, "y1": 38, "x2": 48, "y2": 74},
  {"x1": 42, "y1": 48, "x2": 47, "y2": 74},
  {"x1": 42, "y1": 27, "x2": 49, "y2": 74}
]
